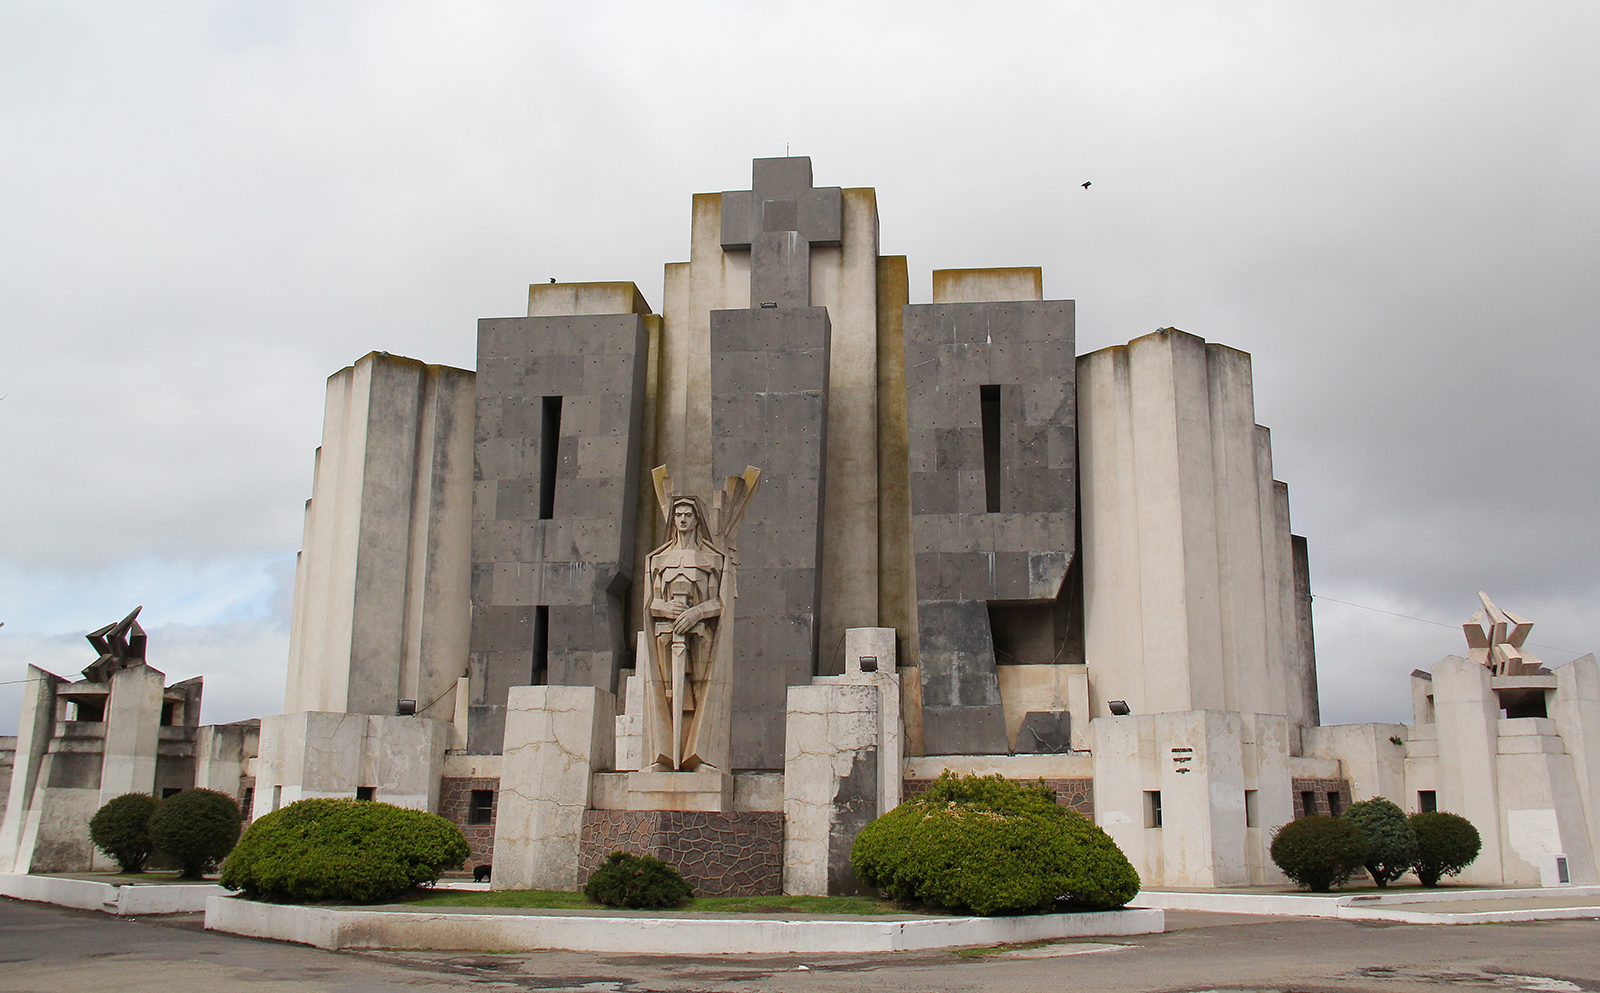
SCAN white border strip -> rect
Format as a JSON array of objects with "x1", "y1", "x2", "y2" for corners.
[
  {"x1": 0, "y1": 873, "x2": 227, "y2": 914},
  {"x1": 203, "y1": 896, "x2": 1164, "y2": 954}
]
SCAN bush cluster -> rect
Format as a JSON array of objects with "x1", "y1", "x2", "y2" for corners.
[
  {"x1": 850, "y1": 772, "x2": 1140, "y2": 916},
  {"x1": 1343, "y1": 798, "x2": 1416, "y2": 887},
  {"x1": 89, "y1": 792, "x2": 160, "y2": 873},
  {"x1": 219, "y1": 798, "x2": 469, "y2": 903},
  {"x1": 583, "y1": 851, "x2": 694, "y2": 909},
  {"x1": 1269, "y1": 801, "x2": 1482, "y2": 891}
]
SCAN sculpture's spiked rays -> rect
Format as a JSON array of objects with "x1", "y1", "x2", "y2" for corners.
[{"x1": 1464, "y1": 592, "x2": 1543, "y2": 676}]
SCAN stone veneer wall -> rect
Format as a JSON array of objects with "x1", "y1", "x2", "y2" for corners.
[
  {"x1": 438, "y1": 776, "x2": 499, "y2": 871},
  {"x1": 1290, "y1": 777, "x2": 1352, "y2": 818},
  {"x1": 579, "y1": 810, "x2": 783, "y2": 896},
  {"x1": 903, "y1": 777, "x2": 1094, "y2": 819}
]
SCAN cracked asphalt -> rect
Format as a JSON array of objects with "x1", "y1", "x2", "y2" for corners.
[{"x1": 5, "y1": 897, "x2": 1600, "y2": 992}]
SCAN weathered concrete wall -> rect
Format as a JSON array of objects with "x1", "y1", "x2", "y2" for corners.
[
  {"x1": 904, "y1": 275, "x2": 1076, "y2": 755},
  {"x1": 253, "y1": 712, "x2": 450, "y2": 815},
  {"x1": 469, "y1": 294, "x2": 650, "y2": 754},
  {"x1": 285, "y1": 353, "x2": 475, "y2": 725}
]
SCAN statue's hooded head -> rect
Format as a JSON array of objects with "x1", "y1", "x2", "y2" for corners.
[{"x1": 668, "y1": 495, "x2": 715, "y2": 549}]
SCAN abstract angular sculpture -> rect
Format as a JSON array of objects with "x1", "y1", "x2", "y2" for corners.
[
  {"x1": 82, "y1": 606, "x2": 147, "y2": 683},
  {"x1": 641, "y1": 465, "x2": 761, "y2": 773},
  {"x1": 1463, "y1": 591, "x2": 1544, "y2": 676}
]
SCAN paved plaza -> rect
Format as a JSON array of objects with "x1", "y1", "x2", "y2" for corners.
[{"x1": 6, "y1": 896, "x2": 1600, "y2": 993}]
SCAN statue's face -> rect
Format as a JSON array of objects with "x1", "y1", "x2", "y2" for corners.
[{"x1": 674, "y1": 503, "x2": 696, "y2": 534}]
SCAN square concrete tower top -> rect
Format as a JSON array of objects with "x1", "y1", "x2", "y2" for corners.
[
  {"x1": 932, "y1": 267, "x2": 1044, "y2": 304},
  {"x1": 527, "y1": 281, "x2": 653, "y2": 318}
]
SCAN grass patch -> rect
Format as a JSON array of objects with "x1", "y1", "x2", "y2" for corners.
[{"x1": 401, "y1": 889, "x2": 918, "y2": 916}]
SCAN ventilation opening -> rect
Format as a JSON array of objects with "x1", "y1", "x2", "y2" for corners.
[
  {"x1": 356, "y1": 786, "x2": 375, "y2": 801},
  {"x1": 1145, "y1": 790, "x2": 1163, "y2": 829},
  {"x1": 980, "y1": 384, "x2": 1002, "y2": 513},
  {"x1": 1557, "y1": 856, "x2": 1571, "y2": 884},
  {"x1": 539, "y1": 395, "x2": 563, "y2": 520},
  {"x1": 532, "y1": 605, "x2": 550, "y2": 684},
  {"x1": 73, "y1": 699, "x2": 105, "y2": 722},
  {"x1": 1245, "y1": 790, "x2": 1259, "y2": 828},
  {"x1": 469, "y1": 789, "x2": 495, "y2": 825},
  {"x1": 162, "y1": 787, "x2": 182, "y2": 799},
  {"x1": 1300, "y1": 790, "x2": 1318, "y2": 816},
  {"x1": 1418, "y1": 790, "x2": 1437, "y2": 813},
  {"x1": 160, "y1": 700, "x2": 177, "y2": 726}
]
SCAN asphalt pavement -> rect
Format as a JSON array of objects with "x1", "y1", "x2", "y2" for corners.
[{"x1": 5, "y1": 896, "x2": 1600, "y2": 992}]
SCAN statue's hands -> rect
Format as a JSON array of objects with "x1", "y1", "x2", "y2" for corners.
[
  {"x1": 671, "y1": 608, "x2": 701, "y2": 635},
  {"x1": 651, "y1": 598, "x2": 686, "y2": 619}
]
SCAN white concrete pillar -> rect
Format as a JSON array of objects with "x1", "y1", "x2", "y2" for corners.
[
  {"x1": 98, "y1": 664, "x2": 164, "y2": 807},
  {"x1": 1432, "y1": 655, "x2": 1504, "y2": 883}
]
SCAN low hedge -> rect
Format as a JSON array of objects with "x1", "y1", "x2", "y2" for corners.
[
  {"x1": 219, "y1": 798, "x2": 468, "y2": 903},
  {"x1": 89, "y1": 792, "x2": 159, "y2": 873},
  {"x1": 149, "y1": 789, "x2": 242, "y2": 879},
  {"x1": 583, "y1": 851, "x2": 693, "y2": 908},
  {"x1": 1410, "y1": 811, "x2": 1481, "y2": 887},
  {"x1": 1270, "y1": 815, "x2": 1369, "y2": 891},
  {"x1": 850, "y1": 773, "x2": 1139, "y2": 916}
]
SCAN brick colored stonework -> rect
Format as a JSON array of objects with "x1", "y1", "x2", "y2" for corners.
[
  {"x1": 438, "y1": 776, "x2": 499, "y2": 874},
  {"x1": 903, "y1": 777, "x2": 1095, "y2": 819},
  {"x1": 579, "y1": 810, "x2": 783, "y2": 897},
  {"x1": 1291, "y1": 777, "x2": 1352, "y2": 818}
]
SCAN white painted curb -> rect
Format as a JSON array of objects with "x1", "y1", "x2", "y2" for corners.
[
  {"x1": 203, "y1": 896, "x2": 1164, "y2": 954},
  {"x1": 0, "y1": 873, "x2": 227, "y2": 914},
  {"x1": 1128, "y1": 886, "x2": 1600, "y2": 923}
]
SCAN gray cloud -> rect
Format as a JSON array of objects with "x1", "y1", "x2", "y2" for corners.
[{"x1": 2, "y1": 2, "x2": 1596, "y2": 734}]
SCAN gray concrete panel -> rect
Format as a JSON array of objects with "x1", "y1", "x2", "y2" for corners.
[
  {"x1": 710, "y1": 305, "x2": 831, "y2": 770},
  {"x1": 903, "y1": 300, "x2": 1076, "y2": 755},
  {"x1": 468, "y1": 313, "x2": 649, "y2": 754}
]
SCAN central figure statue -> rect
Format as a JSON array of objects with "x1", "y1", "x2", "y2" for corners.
[{"x1": 642, "y1": 465, "x2": 761, "y2": 774}]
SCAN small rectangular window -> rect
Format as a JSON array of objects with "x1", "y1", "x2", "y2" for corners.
[
  {"x1": 469, "y1": 789, "x2": 495, "y2": 825},
  {"x1": 533, "y1": 605, "x2": 550, "y2": 684},
  {"x1": 1558, "y1": 856, "x2": 1571, "y2": 884},
  {"x1": 1418, "y1": 790, "x2": 1437, "y2": 813},
  {"x1": 356, "y1": 786, "x2": 375, "y2": 801},
  {"x1": 1245, "y1": 790, "x2": 1259, "y2": 828},
  {"x1": 980, "y1": 385, "x2": 1002, "y2": 513},
  {"x1": 162, "y1": 787, "x2": 182, "y2": 799},
  {"x1": 272, "y1": 785, "x2": 282, "y2": 811},
  {"x1": 160, "y1": 701, "x2": 178, "y2": 726},
  {"x1": 1300, "y1": 790, "x2": 1317, "y2": 816},
  {"x1": 1144, "y1": 790, "x2": 1163, "y2": 829},
  {"x1": 74, "y1": 700, "x2": 105, "y2": 722},
  {"x1": 242, "y1": 787, "x2": 254, "y2": 819},
  {"x1": 539, "y1": 395, "x2": 563, "y2": 520},
  {"x1": 1326, "y1": 791, "x2": 1343, "y2": 816}
]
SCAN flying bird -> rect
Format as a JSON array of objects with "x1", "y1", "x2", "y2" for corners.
[{"x1": 1081, "y1": 181, "x2": 1091, "y2": 189}]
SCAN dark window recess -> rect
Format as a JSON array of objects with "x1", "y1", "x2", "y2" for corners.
[
  {"x1": 532, "y1": 605, "x2": 550, "y2": 684},
  {"x1": 539, "y1": 395, "x2": 563, "y2": 520},
  {"x1": 74, "y1": 700, "x2": 105, "y2": 722},
  {"x1": 1326, "y1": 791, "x2": 1343, "y2": 817},
  {"x1": 162, "y1": 788, "x2": 182, "y2": 799},
  {"x1": 1244, "y1": 790, "x2": 1259, "y2": 828},
  {"x1": 242, "y1": 787, "x2": 254, "y2": 818},
  {"x1": 160, "y1": 701, "x2": 177, "y2": 726},
  {"x1": 1145, "y1": 790, "x2": 1163, "y2": 829},
  {"x1": 1418, "y1": 790, "x2": 1438, "y2": 813},
  {"x1": 356, "y1": 786, "x2": 375, "y2": 801},
  {"x1": 1300, "y1": 790, "x2": 1318, "y2": 816},
  {"x1": 980, "y1": 384, "x2": 1002, "y2": 513},
  {"x1": 469, "y1": 790, "x2": 495, "y2": 825}
]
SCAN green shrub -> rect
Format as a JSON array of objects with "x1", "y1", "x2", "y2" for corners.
[
  {"x1": 1343, "y1": 797, "x2": 1417, "y2": 887},
  {"x1": 850, "y1": 772, "x2": 1140, "y2": 916},
  {"x1": 1270, "y1": 815, "x2": 1370, "y2": 891},
  {"x1": 1410, "y1": 811, "x2": 1482, "y2": 887},
  {"x1": 148, "y1": 788, "x2": 242, "y2": 879},
  {"x1": 583, "y1": 851, "x2": 693, "y2": 909},
  {"x1": 89, "y1": 792, "x2": 159, "y2": 873},
  {"x1": 219, "y1": 798, "x2": 468, "y2": 903}
]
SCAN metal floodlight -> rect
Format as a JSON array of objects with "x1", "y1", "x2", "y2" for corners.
[
  {"x1": 858, "y1": 655, "x2": 878, "y2": 672},
  {"x1": 1108, "y1": 700, "x2": 1131, "y2": 717},
  {"x1": 397, "y1": 699, "x2": 417, "y2": 716}
]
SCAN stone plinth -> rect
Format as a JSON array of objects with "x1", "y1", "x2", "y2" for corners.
[
  {"x1": 783, "y1": 679, "x2": 891, "y2": 896},
  {"x1": 626, "y1": 770, "x2": 734, "y2": 812},
  {"x1": 579, "y1": 809, "x2": 783, "y2": 896}
]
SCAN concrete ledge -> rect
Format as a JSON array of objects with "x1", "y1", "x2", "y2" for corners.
[
  {"x1": 0, "y1": 873, "x2": 226, "y2": 914},
  {"x1": 204, "y1": 896, "x2": 1164, "y2": 954}
]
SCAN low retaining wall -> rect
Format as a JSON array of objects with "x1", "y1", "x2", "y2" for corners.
[
  {"x1": 1129, "y1": 886, "x2": 1600, "y2": 923},
  {"x1": 0, "y1": 873, "x2": 226, "y2": 914},
  {"x1": 204, "y1": 896, "x2": 1164, "y2": 954}
]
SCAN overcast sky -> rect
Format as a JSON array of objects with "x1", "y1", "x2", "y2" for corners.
[{"x1": 2, "y1": 1, "x2": 1597, "y2": 736}]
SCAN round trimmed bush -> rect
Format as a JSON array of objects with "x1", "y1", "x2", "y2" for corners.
[
  {"x1": 850, "y1": 773, "x2": 1140, "y2": 916},
  {"x1": 149, "y1": 788, "x2": 242, "y2": 879},
  {"x1": 1343, "y1": 797, "x2": 1417, "y2": 887},
  {"x1": 219, "y1": 798, "x2": 469, "y2": 903},
  {"x1": 89, "y1": 792, "x2": 158, "y2": 873},
  {"x1": 1270, "y1": 815, "x2": 1370, "y2": 891},
  {"x1": 583, "y1": 851, "x2": 693, "y2": 908},
  {"x1": 1409, "y1": 811, "x2": 1481, "y2": 887}
]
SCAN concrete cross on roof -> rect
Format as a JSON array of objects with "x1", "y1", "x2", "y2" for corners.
[{"x1": 720, "y1": 156, "x2": 842, "y2": 309}]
